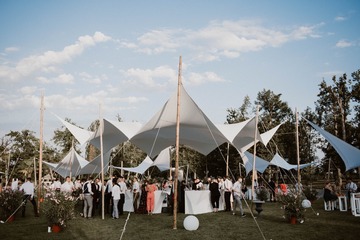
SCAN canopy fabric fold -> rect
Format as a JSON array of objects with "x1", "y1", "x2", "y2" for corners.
[
  {"x1": 305, "y1": 119, "x2": 360, "y2": 171},
  {"x1": 130, "y1": 85, "x2": 229, "y2": 158},
  {"x1": 53, "y1": 113, "x2": 94, "y2": 146},
  {"x1": 89, "y1": 118, "x2": 142, "y2": 152},
  {"x1": 152, "y1": 146, "x2": 172, "y2": 171},
  {"x1": 113, "y1": 156, "x2": 153, "y2": 174},
  {"x1": 240, "y1": 151, "x2": 270, "y2": 175},
  {"x1": 44, "y1": 147, "x2": 89, "y2": 178},
  {"x1": 78, "y1": 150, "x2": 112, "y2": 175},
  {"x1": 270, "y1": 153, "x2": 311, "y2": 170}
]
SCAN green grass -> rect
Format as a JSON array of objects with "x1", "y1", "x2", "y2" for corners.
[{"x1": 1, "y1": 200, "x2": 360, "y2": 240}]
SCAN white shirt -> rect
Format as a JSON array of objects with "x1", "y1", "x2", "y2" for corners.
[
  {"x1": 132, "y1": 181, "x2": 139, "y2": 193},
  {"x1": 20, "y1": 180, "x2": 34, "y2": 198},
  {"x1": 224, "y1": 179, "x2": 233, "y2": 192},
  {"x1": 232, "y1": 181, "x2": 243, "y2": 197},
  {"x1": 61, "y1": 181, "x2": 74, "y2": 193},
  {"x1": 11, "y1": 179, "x2": 18, "y2": 190},
  {"x1": 52, "y1": 180, "x2": 61, "y2": 190},
  {"x1": 118, "y1": 182, "x2": 127, "y2": 194},
  {"x1": 106, "y1": 179, "x2": 113, "y2": 193},
  {"x1": 112, "y1": 184, "x2": 120, "y2": 200}
]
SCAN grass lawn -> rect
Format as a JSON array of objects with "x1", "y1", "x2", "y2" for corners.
[{"x1": 1, "y1": 200, "x2": 359, "y2": 240}]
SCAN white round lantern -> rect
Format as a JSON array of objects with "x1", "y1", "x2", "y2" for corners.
[
  {"x1": 183, "y1": 215, "x2": 199, "y2": 231},
  {"x1": 302, "y1": 199, "x2": 311, "y2": 208}
]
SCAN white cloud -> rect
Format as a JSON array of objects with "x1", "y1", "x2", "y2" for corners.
[
  {"x1": 54, "y1": 73, "x2": 75, "y2": 84},
  {"x1": 0, "y1": 32, "x2": 111, "y2": 82},
  {"x1": 122, "y1": 65, "x2": 177, "y2": 88},
  {"x1": 187, "y1": 72, "x2": 225, "y2": 85},
  {"x1": 122, "y1": 20, "x2": 321, "y2": 62},
  {"x1": 336, "y1": 40, "x2": 353, "y2": 48},
  {"x1": 335, "y1": 16, "x2": 346, "y2": 22},
  {"x1": 19, "y1": 86, "x2": 38, "y2": 95},
  {"x1": 5, "y1": 47, "x2": 19, "y2": 52},
  {"x1": 79, "y1": 72, "x2": 107, "y2": 84}
]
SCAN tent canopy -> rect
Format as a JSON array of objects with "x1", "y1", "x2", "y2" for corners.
[
  {"x1": 89, "y1": 119, "x2": 142, "y2": 153},
  {"x1": 130, "y1": 85, "x2": 229, "y2": 158},
  {"x1": 305, "y1": 119, "x2": 360, "y2": 171}
]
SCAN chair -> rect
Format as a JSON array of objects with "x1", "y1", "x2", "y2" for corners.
[
  {"x1": 338, "y1": 196, "x2": 347, "y2": 212},
  {"x1": 350, "y1": 193, "x2": 360, "y2": 217},
  {"x1": 324, "y1": 201, "x2": 335, "y2": 211}
]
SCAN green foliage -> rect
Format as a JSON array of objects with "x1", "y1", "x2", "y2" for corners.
[
  {"x1": 256, "y1": 186, "x2": 269, "y2": 201},
  {"x1": 42, "y1": 191, "x2": 77, "y2": 228},
  {"x1": 276, "y1": 191, "x2": 306, "y2": 220},
  {"x1": 303, "y1": 186, "x2": 318, "y2": 202},
  {"x1": 0, "y1": 189, "x2": 24, "y2": 220}
]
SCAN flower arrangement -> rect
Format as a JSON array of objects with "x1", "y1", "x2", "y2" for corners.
[
  {"x1": 42, "y1": 190, "x2": 77, "y2": 229},
  {"x1": 276, "y1": 190, "x2": 305, "y2": 222},
  {"x1": 256, "y1": 187, "x2": 269, "y2": 201},
  {"x1": 0, "y1": 189, "x2": 24, "y2": 221}
]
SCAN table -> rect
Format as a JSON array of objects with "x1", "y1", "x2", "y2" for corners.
[
  {"x1": 123, "y1": 190, "x2": 166, "y2": 214},
  {"x1": 185, "y1": 190, "x2": 224, "y2": 215}
]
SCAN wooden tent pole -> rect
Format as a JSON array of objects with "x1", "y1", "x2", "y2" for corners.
[
  {"x1": 37, "y1": 92, "x2": 44, "y2": 214},
  {"x1": 173, "y1": 56, "x2": 182, "y2": 230},
  {"x1": 99, "y1": 105, "x2": 105, "y2": 220}
]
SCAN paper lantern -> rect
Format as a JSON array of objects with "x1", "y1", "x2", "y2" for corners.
[
  {"x1": 302, "y1": 199, "x2": 311, "y2": 208},
  {"x1": 183, "y1": 215, "x2": 199, "y2": 231}
]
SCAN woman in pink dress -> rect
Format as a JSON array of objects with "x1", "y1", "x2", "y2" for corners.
[{"x1": 146, "y1": 179, "x2": 158, "y2": 214}]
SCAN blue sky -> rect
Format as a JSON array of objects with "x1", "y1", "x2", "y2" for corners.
[{"x1": 0, "y1": 0, "x2": 359, "y2": 143}]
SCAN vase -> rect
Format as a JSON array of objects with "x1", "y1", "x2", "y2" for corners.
[
  {"x1": 7, "y1": 215, "x2": 15, "y2": 223},
  {"x1": 51, "y1": 224, "x2": 62, "y2": 233},
  {"x1": 290, "y1": 216, "x2": 297, "y2": 224}
]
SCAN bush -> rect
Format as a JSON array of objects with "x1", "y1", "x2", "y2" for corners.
[{"x1": 0, "y1": 189, "x2": 24, "y2": 221}]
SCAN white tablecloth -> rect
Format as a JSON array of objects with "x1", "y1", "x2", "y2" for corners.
[
  {"x1": 124, "y1": 190, "x2": 166, "y2": 214},
  {"x1": 185, "y1": 190, "x2": 224, "y2": 215}
]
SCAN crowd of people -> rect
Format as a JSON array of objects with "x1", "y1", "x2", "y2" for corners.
[{"x1": 2, "y1": 174, "x2": 359, "y2": 220}]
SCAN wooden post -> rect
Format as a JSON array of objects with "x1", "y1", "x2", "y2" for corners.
[
  {"x1": 251, "y1": 106, "x2": 259, "y2": 209},
  {"x1": 37, "y1": 92, "x2": 44, "y2": 214},
  {"x1": 173, "y1": 56, "x2": 182, "y2": 230},
  {"x1": 226, "y1": 142, "x2": 230, "y2": 176},
  {"x1": 99, "y1": 107, "x2": 105, "y2": 220},
  {"x1": 295, "y1": 109, "x2": 301, "y2": 193}
]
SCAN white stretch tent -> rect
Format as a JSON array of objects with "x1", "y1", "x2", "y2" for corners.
[
  {"x1": 240, "y1": 151, "x2": 271, "y2": 175},
  {"x1": 89, "y1": 119, "x2": 142, "y2": 153},
  {"x1": 270, "y1": 153, "x2": 312, "y2": 170},
  {"x1": 44, "y1": 147, "x2": 89, "y2": 178},
  {"x1": 78, "y1": 150, "x2": 112, "y2": 175},
  {"x1": 305, "y1": 119, "x2": 360, "y2": 171},
  {"x1": 54, "y1": 114, "x2": 94, "y2": 146},
  {"x1": 113, "y1": 156, "x2": 153, "y2": 174},
  {"x1": 113, "y1": 146, "x2": 172, "y2": 174},
  {"x1": 130, "y1": 85, "x2": 229, "y2": 158}
]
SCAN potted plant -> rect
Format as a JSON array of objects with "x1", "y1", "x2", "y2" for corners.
[
  {"x1": 303, "y1": 186, "x2": 318, "y2": 202},
  {"x1": 253, "y1": 187, "x2": 269, "y2": 215},
  {"x1": 42, "y1": 190, "x2": 77, "y2": 232},
  {"x1": 0, "y1": 189, "x2": 24, "y2": 222},
  {"x1": 276, "y1": 190, "x2": 305, "y2": 224}
]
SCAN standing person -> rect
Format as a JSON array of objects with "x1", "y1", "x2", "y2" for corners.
[
  {"x1": 346, "y1": 178, "x2": 358, "y2": 208},
  {"x1": 51, "y1": 178, "x2": 61, "y2": 192},
  {"x1": 105, "y1": 176, "x2": 114, "y2": 214},
  {"x1": 60, "y1": 176, "x2": 74, "y2": 194},
  {"x1": 209, "y1": 178, "x2": 221, "y2": 212},
  {"x1": 111, "y1": 177, "x2": 120, "y2": 219},
  {"x1": 268, "y1": 178, "x2": 276, "y2": 202},
  {"x1": 232, "y1": 177, "x2": 246, "y2": 217},
  {"x1": 224, "y1": 176, "x2": 233, "y2": 211},
  {"x1": 91, "y1": 178, "x2": 100, "y2": 216},
  {"x1": 83, "y1": 177, "x2": 94, "y2": 218},
  {"x1": 20, "y1": 177, "x2": 39, "y2": 217},
  {"x1": 137, "y1": 180, "x2": 148, "y2": 214},
  {"x1": 118, "y1": 176, "x2": 127, "y2": 216},
  {"x1": 132, "y1": 177, "x2": 140, "y2": 213},
  {"x1": 146, "y1": 179, "x2": 158, "y2": 215}
]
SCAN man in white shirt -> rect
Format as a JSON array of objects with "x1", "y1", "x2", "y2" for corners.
[
  {"x1": 20, "y1": 177, "x2": 39, "y2": 217},
  {"x1": 82, "y1": 177, "x2": 94, "y2": 218},
  {"x1": 52, "y1": 178, "x2": 61, "y2": 191},
  {"x1": 224, "y1": 176, "x2": 233, "y2": 211},
  {"x1": 117, "y1": 176, "x2": 127, "y2": 216},
  {"x1": 232, "y1": 177, "x2": 246, "y2": 217},
  {"x1": 105, "y1": 176, "x2": 114, "y2": 214},
  {"x1": 60, "y1": 176, "x2": 74, "y2": 194}
]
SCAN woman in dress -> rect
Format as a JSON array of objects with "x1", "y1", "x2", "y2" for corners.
[{"x1": 146, "y1": 179, "x2": 158, "y2": 215}]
